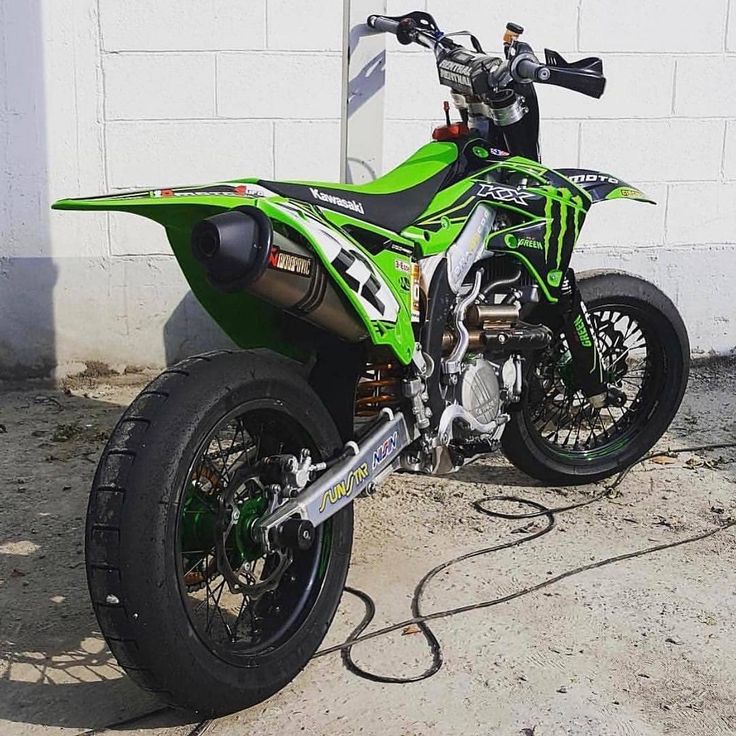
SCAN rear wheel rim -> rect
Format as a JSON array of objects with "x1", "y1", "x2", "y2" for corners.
[
  {"x1": 525, "y1": 301, "x2": 665, "y2": 462},
  {"x1": 176, "y1": 401, "x2": 330, "y2": 663}
]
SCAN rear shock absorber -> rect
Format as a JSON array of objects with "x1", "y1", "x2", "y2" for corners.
[{"x1": 355, "y1": 362, "x2": 403, "y2": 417}]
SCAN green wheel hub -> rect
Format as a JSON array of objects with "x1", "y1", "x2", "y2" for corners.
[
  {"x1": 181, "y1": 486, "x2": 267, "y2": 568},
  {"x1": 232, "y1": 495, "x2": 267, "y2": 562}
]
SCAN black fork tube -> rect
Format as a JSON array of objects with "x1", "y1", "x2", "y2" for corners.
[
  {"x1": 559, "y1": 270, "x2": 607, "y2": 398},
  {"x1": 488, "y1": 85, "x2": 541, "y2": 162}
]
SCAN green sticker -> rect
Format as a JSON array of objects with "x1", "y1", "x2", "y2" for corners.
[
  {"x1": 506, "y1": 234, "x2": 544, "y2": 251},
  {"x1": 472, "y1": 145, "x2": 489, "y2": 159},
  {"x1": 547, "y1": 270, "x2": 563, "y2": 288}
]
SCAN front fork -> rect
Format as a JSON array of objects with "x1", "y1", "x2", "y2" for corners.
[{"x1": 558, "y1": 270, "x2": 609, "y2": 403}]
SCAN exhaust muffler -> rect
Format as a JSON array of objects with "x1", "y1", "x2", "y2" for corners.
[{"x1": 192, "y1": 207, "x2": 367, "y2": 342}]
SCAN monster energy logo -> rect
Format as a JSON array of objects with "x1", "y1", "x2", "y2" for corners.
[
  {"x1": 318, "y1": 463, "x2": 370, "y2": 513},
  {"x1": 542, "y1": 188, "x2": 586, "y2": 272},
  {"x1": 574, "y1": 315, "x2": 593, "y2": 347}
]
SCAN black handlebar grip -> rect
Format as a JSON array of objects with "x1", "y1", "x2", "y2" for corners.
[
  {"x1": 515, "y1": 57, "x2": 551, "y2": 83},
  {"x1": 367, "y1": 15, "x2": 401, "y2": 34}
]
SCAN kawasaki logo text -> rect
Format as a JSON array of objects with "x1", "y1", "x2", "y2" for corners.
[{"x1": 310, "y1": 188, "x2": 365, "y2": 214}]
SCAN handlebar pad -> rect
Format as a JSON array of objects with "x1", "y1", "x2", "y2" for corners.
[{"x1": 438, "y1": 46, "x2": 503, "y2": 97}]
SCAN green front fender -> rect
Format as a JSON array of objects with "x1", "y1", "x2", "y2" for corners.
[{"x1": 555, "y1": 169, "x2": 656, "y2": 205}]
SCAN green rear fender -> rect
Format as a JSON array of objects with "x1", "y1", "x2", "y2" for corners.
[
  {"x1": 52, "y1": 185, "x2": 417, "y2": 365},
  {"x1": 53, "y1": 189, "x2": 305, "y2": 359}
]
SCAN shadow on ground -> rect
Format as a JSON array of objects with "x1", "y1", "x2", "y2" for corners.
[
  {"x1": 0, "y1": 381, "x2": 199, "y2": 731},
  {"x1": 0, "y1": 359, "x2": 734, "y2": 731}
]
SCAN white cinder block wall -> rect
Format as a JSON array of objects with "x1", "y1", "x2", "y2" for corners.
[{"x1": 1, "y1": 0, "x2": 734, "y2": 376}]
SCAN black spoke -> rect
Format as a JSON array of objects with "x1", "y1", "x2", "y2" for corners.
[
  {"x1": 528, "y1": 304, "x2": 656, "y2": 458},
  {"x1": 176, "y1": 405, "x2": 329, "y2": 662}
]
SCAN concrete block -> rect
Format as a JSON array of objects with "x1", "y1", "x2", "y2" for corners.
[
  {"x1": 425, "y1": 0, "x2": 579, "y2": 52},
  {"x1": 4, "y1": 0, "x2": 107, "y2": 261},
  {"x1": 580, "y1": 120, "x2": 724, "y2": 182},
  {"x1": 0, "y1": 256, "x2": 59, "y2": 376},
  {"x1": 274, "y1": 120, "x2": 342, "y2": 181},
  {"x1": 267, "y1": 0, "x2": 343, "y2": 51},
  {"x1": 574, "y1": 244, "x2": 736, "y2": 355},
  {"x1": 99, "y1": 0, "x2": 266, "y2": 51},
  {"x1": 103, "y1": 53, "x2": 216, "y2": 120},
  {"x1": 725, "y1": 119, "x2": 736, "y2": 179},
  {"x1": 578, "y1": 183, "x2": 667, "y2": 248},
  {"x1": 382, "y1": 120, "x2": 435, "y2": 173},
  {"x1": 535, "y1": 55, "x2": 675, "y2": 120},
  {"x1": 386, "y1": 0, "x2": 428, "y2": 16},
  {"x1": 385, "y1": 51, "x2": 448, "y2": 120},
  {"x1": 217, "y1": 52, "x2": 342, "y2": 119},
  {"x1": 667, "y1": 182, "x2": 736, "y2": 245},
  {"x1": 109, "y1": 210, "x2": 173, "y2": 257},
  {"x1": 676, "y1": 56, "x2": 736, "y2": 118},
  {"x1": 580, "y1": 0, "x2": 728, "y2": 53},
  {"x1": 540, "y1": 120, "x2": 579, "y2": 170},
  {"x1": 106, "y1": 120, "x2": 274, "y2": 189}
]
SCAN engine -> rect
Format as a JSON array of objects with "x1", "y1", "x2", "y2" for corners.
[
  {"x1": 459, "y1": 357, "x2": 501, "y2": 426},
  {"x1": 425, "y1": 267, "x2": 552, "y2": 473}
]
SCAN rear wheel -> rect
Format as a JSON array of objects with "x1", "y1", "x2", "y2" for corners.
[
  {"x1": 86, "y1": 351, "x2": 353, "y2": 716},
  {"x1": 502, "y1": 271, "x2": 689, "y2": 484}
]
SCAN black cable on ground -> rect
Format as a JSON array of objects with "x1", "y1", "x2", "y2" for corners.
[
  {"x1": 315, "y1": 441, "x2": 736, "y2": 684},
  {"x1": 75, "y1": 709, "x2": 210, "y2": 736},
  {"x1": 75, "y1": 441, "x2": 735, "y2": 731}
]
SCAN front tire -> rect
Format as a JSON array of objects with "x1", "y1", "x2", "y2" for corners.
[
  {"x1": 85, "y1": 350, "x2": 353, "y2": 716},
  {"x1": 502, "y1": 271, "x2": 690, "y2": 484}
]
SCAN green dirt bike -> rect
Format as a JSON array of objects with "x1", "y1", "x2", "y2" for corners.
[{"x1": 55, "y1": 11, "x2": 689, "y2": 717}]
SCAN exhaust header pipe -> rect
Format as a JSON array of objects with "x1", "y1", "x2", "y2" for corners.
[{"x1": 191, "y1": 207, "x2": 367, "y2": 342}]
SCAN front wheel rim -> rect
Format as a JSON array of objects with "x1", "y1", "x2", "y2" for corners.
[{"x1": 525, "y1": 301, "x2": 666, "y2": 462}]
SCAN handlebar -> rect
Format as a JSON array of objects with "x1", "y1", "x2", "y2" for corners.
[
  {"x1": 367, "y1": 12, "x2": 436, "y2": 47},
  {"x1": 513, "y1": 56, "x2": 551, "y2": 83},
  {"x1": 367, "y1": 14, "x2": 401, "y2": 35},
  {"x1": 367, "y1": 11, "x2": 606, "y2": 99}
]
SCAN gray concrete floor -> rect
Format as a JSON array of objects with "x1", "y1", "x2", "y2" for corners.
[{"x1": 1, "y1": 360, "x2": 735, "y2": 735}]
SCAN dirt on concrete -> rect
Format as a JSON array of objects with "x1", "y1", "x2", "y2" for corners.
[{"x1": 0, "y1": 361, "x2": 735, "y2": 736}]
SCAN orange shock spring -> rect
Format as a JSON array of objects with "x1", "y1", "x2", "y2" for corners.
[{"x1": 355, "y1": 362, "x2": 403, "y2": 417}]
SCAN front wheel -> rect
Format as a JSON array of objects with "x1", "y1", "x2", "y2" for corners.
[
  {"x1": 85, "y1": 351, "x2": 353, "y2": 716},
  {"x1": 502, "y1": 271, "x2": 690, "y2": 484}
]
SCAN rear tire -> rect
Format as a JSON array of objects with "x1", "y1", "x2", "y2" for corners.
[
  {"x1": 502, "y1": 271, "x2": 689, "y2": 484},
  {"x1": 85, "y1": 350, "x2": 353, "y2": 716}
]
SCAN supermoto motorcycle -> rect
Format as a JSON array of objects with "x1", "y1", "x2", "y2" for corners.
[{"x1": 55, "y1": 11, "x2": 689, "y2": 716}]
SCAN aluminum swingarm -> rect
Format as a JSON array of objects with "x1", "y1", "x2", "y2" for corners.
[{"x1": 256, "y1": 409, "x2": 414, "y2": 550}]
